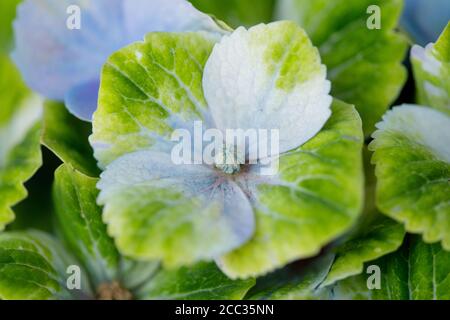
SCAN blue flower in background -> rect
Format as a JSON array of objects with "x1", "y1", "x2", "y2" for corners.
[
  {"x1": 401, "y1": 0, "x2": 450, "y2": 45},
  {"x1": 12, "y1": 0, "x2": 226, "y2": 121}
]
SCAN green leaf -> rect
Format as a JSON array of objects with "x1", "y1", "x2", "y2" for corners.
[
  {"x1": 0, "y1": 54, "x2": 42, "y2": 230},
  {"x1": 7, "y1": 148, "x2": 56, "y2": 233},
  {"x1": 119, "y1": 258, "x2": 160, "y2": 292},
  {"x1": 369, "y1": 105, "x2": 450, "y2": 250},
  {"x1": 42, "y1": 101, "x2": 99, "y2": 177},
  {"x1": 219, "y1": 100, "x2": 364, "y2": 278},
  {"x1": 320, "y1": 148, "x2": 405, "y2": 287},
  {"x1": 53, "y1": 164, "x2": 120, "y2": 287},
  {"x1": 0, "y1": 0, "x2": 21, "y2": 53},
  {"x1": 190, "y1": 0, "x2": 275, "y2": 28},
  {"x1": 276, "y1": 0, "x2": 408, "y2": 136},
  {"x1": 322, "y1": 215, "x2": 405, "y2": 287},
  {"x1": 332, "y1": 236, "x2": 450, "y2": 300},
  {"x1": 411, "y1": 22, "x2": 450, "y2": 115},
  {"x1": 135, "y1": 262, "x2": 255, "y2": 300},
  {"x1": 91, "y1": 31, "x2": 216, "y2": 168},
  {"x1": 0, "y1": 230, "x2": 90, "y2": 300},
  {"x1": 245, "y1": 254, "x2": 334, "y2": 300}
]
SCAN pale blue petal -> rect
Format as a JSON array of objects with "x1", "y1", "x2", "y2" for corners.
[
  {"x1": 64, "y1": 78, "x2": 100, "y2": 121},
  {"x1": 123, "y1": 0, "x2": 227, "y2": 40},
  {"x1": 13, "y1": 0, "x2": 226, "y2": 120},
  {"x1": 12, "y1": 0, "x2": 126, "y2": 100},
  {"x1": 401, "y1": 0, "x2": 450, "y2": 45}
]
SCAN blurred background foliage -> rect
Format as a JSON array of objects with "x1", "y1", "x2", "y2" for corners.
[
  {"x1": 0, "y1": 0, "x2": 21, "y2": 53},
  {"x1": 189, "y1": 0, "x2": 450, "y2": 46},
  {"x1": 190, "y1": 0, "x2": 276, "y2": 28}
]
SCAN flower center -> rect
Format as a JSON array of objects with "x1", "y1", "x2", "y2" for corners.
[
  {"x1": 214, "y1": 143, "x2": 244, "y2": 175},
  {"x1": 96, "y1": 281, "x2": 133, "y2": 300}
]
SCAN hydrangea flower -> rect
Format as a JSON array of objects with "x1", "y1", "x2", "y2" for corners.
[
  {"x1": 12, "y1": 0, "x2": 227, "y2": 121},
  {"x1": 90, "y1": 21, "x2": 364, "y2": 278}
]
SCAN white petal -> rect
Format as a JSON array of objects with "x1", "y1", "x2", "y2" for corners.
[{"x1": 203, "y1": 21, "x2": 332, "y2": 155}]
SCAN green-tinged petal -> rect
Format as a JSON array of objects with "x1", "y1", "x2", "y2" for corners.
[
  {"x1": 321, "y1": 148, "x2": 405, "y2": 287},
  {"x1": 219, "y1": 100, "x2": 364, "y2": 278},
  {"x1": 0, "y1": 54, "x2": 42, "y2": 230},
  {"x1": 332, "y1": 236, "x2": 450, "y2": 300},
  {"x1": 411, "y1": 22, "x2": 450, "y2": 115},
  {"x1": 190, "y1": 0, "x2": 275, "y2": 28},
  {"x1": 97, "y1": 151, "x2": 254, "y2": 267},
  {"x1": 0, "y1": 0, "x2": 20, "y2": 53},
  {"x1": 135, "y1": 262, "x2": 255, "y2": 300},
  {"x1": 90, "y1": 32, "x2": 216, "y2": 168},
  {"x1": 277, "y1": 0, "x2": 408, "y2": 136},
  {"x1": 370, "y1": 105, "x2": 450, "y2": 250},
  {"x1": 0, "y1": 230, "x2": 90, "y2": 300},
  {"x1": 246, "y1": 254, "x2": 334, "y2": 300},
  {"x1": 42, "y1": 101, "x2": 99, "y2": 177},
  {"x1": 204, "y1": 21, "x2": 332, "y2": 155},
  {"x1": 53, "y1": 164, "x2": 120, "y2": 287}
]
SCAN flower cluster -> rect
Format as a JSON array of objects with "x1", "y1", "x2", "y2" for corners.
[{"x1": 0, "y1": 0, "x2": 448, "y2": 300}]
